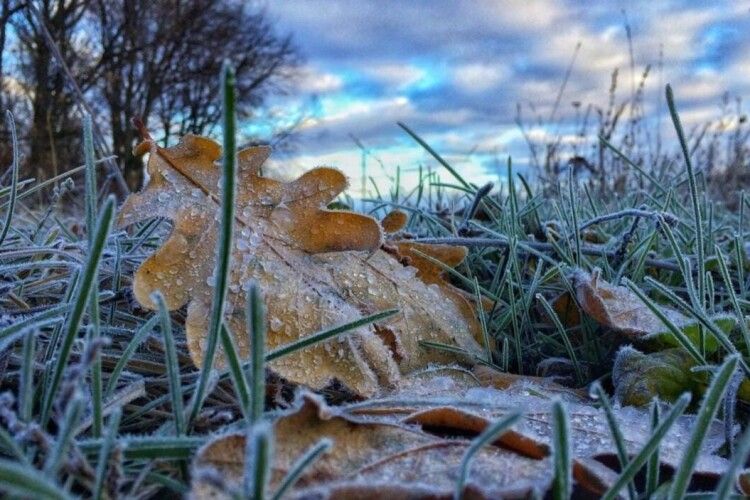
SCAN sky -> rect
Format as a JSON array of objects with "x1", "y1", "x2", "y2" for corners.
[{"x1": 259, "y1": 0, "x2": 750, "y2": 196}]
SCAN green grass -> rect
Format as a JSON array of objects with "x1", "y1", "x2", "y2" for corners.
[{"x1": 1, "y1": 70, "x2": 750, "y2": 498}]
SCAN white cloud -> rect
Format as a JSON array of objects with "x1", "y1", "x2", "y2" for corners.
[
  {"x1": 292, "y1": 65, "x2": 344, "y2": 94},
  {"x1": 453, "y1": 63, "x2": 509, "y2": 94},
  {"x1": 362, "y1": 63, "x2": 428, "y2": 90},
  {"x1": 263, "y1": 0, "x2": 750, "y2": 184},
  {"x1": 473, "y1": 0, "x2": 566, "y2": 31}
]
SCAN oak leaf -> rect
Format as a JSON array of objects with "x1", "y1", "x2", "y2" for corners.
[
  {"x1": 118, "y1": 134, "x2": 483, "y2": 396},
  {"x1": 191, "y1": 377, "x2": 731, "y2": 499},
  {"x1": 191, "y1": 391, "x2": 554, "y2": 499},
  {"x1": 359, "y1": 383, "x2": 729, "y2": 495},
  {"x1": 571, "y1": 268, "x2": 735, "y2": 351}
]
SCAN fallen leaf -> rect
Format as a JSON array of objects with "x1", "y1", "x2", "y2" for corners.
[
  {"x1": 193, "y1": 378, "x2": 731, "y2": 499},
  {"x1": 571, "y1": 268, "x2": 688, "y2": 337},
  {"x1": 119, "y1": 134, "x2": 483, "y2": 396},
  {"x1": 571, "y1": 268, "x2": 735, "y2": 351},
  {"x1": 192, "y1": 391, "x2": 554, "y2": 499},
  {"x1": 380, "y1": 210, "x2": 408, "y2": 233},
  {"x1": 614, "y1": 345, "x2": 750, "y2": 406},
  {"x1": 612, "y1": 345, "x2": 698, "y2": 406},
  {"x1": 349, "y1": 383, "x2": 729, "y2": 492},
  {"x1": 473, "y1": 365, "x2": 588, "y2": 401}
]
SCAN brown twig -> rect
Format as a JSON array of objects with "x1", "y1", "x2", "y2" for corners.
[{"x1": 411, "y1": 236, "x2": 681, "y2": 272}]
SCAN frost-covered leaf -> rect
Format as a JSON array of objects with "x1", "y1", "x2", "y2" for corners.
[
  {"x1": 614, "y1": 346, "x2": 750, "y2": 406},
  {"x1": 349, "y1": 383, "x2": 729, "y2": 493},
  {"x1": 612, "y1": 346, "x2": 698, "y2": 406},
  {"x1": 118, "y1": 134, "x2": 483, "y2": 396},
  {"x1": 192, "y1": 380, "x2": 730, "y2": 498},
  {"x1": 571, "y1": 268, "x2": 689, "y2": 337},
  {"x1": 571, "y1": 268, "x2": 735, "y2": 351},
  {"x1": 473, "y1": 365, "x2": 588, "y2": 401},
  {"x1": 191, "y1": 392, "x2": 553, "y2": 499}
]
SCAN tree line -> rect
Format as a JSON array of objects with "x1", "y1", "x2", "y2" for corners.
[{"x1": 0, "y1": 0, "x2": 299, "y2": 191}]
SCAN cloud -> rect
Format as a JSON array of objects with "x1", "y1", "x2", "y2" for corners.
[
  {"x1": 262, "y1": 0, "x2": 750, "y2": 189},
  {"x1": 292, "y1": 65, "x2": 344, "y2": 94},
  {"x1": 452, "y1": 63, "x2": 509, "y2": 94},
  {"x1": 362, "y1": 63, "x2": 429, "y2": 91}
]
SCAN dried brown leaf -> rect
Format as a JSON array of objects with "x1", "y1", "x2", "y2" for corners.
[
  {"x1": 192, "y1": 377, "x2": 730, "y2": 499},
  {"x1": 350, "y1": 382, "x2": 729, "y2": 490},
  {"x1": 192, "y1": 392, "x2": 552, "y2": 499},
  {"x1": 570, "y1": 269, "x2": 736, "y2": 352},
  {"x1": 381, "y1": 210, "x2": 408, "y2": 233},
  {"x1": 118, "y1": 135, "x2": 483, "y2": 396},
  {"x1": 571, "y1": 268, "x2": 690, "y2": 338}
]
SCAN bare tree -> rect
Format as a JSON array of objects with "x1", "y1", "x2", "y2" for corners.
[
  {"x1": 5, "y1": 0, "x2": 298, "y2": 189},
  {"x1": 89, "y1": 0, "x2": 298, "y2": 189},
  {"x1": 0, "y1": 0, "x2": 25, "y2": 111},
  {"x1": 12, "y1": 0, "x2": 94, "y2": 180},
  {"x1": 0, "y1": 0, "x2": 26, "y2": 170}
]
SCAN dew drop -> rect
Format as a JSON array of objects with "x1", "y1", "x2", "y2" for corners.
[{"x1": 270, "y1": 317, "x2": 283, "y2": 331}]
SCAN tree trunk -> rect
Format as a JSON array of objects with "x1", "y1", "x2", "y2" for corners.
[{"x1": 26, "y1": 43, "x2": 54, "y2": 181}]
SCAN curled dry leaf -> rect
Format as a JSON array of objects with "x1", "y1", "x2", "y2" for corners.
[
  {"x1": 192, "y1": 379, "x2": 731, "y2": 499},
  {"x1": 571, "y1": 268, "x2": 689, "y2": 338},
  {"x1": 570, "y1": 268, "x2": 735, "y2": 351},
  {"x1": 349, "y1": 382, "x2": 730, "y2": 495},
  {"x1": 192, "y1": 391, "x2": 554, "y2": 499},
  {"x1": 118, "y1": 135, "x2": 483, "y2": 396}
]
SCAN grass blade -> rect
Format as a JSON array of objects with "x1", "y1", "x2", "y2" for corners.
[
  {"x1": 248, "y1": 282, "x2": 266, "y2": 423},
  {"x1": 590, "y1": 382, "x2": 637, "y2": 500},
  {"x1": 398, "y1": 122, "x2": 472, "y2": 190},
  {"x1": 265, "y1": 308, "x2": 400, "y2": 362},
  {"x1": 666, "y1": 84, "x2": 705, "y2": 308},
  {"x1": 454, "y1": 411, "x2": 522, "y2": 499},
  {"x1": 713, "y1": 424, "x2": 750, "y2": 500},
  {"x1": 189, "y1": 62, "x2": 237, "y2": 427},
  {"x1": 154, "y1": 292, "x2": 185, "y2": 436},
  {"x1": 669, "y1": 354, "x2": 740, "y2": 500},
  {"x1": 551, "y1": 400, "x2": 571, "y2": 500},
  {"x1": 19, "y1": 328, "x2": 36, "y2": 422},
  {"x1": 93, "y1": 408, "x2": 121, "y2": 500},
  {"x1": 0, "y1": 459, "x2": 72, "y2": 500},
  {"x1": 602, "y1": 392, "x2": 691, "y2": 500},
  {"x1": 0, "y1": 111, "x2": 19, "y2": 246},
  {"x1": 41, "y1": 195, "x2": 115, "y2": 425},
  {"x1": 79, "y1": 436, "x2": 204, "y2": 460},
  {"x1": 245, "y1": 421, "x2": 273, "y2": 500},
  {"x1": 105, "y1": 315, "x2": 159, "y2": 397},
  {"x1": 714, "y1": 243, "x2": 750, "y2": 354},
  {"x1": 44, "y1": 394, "x2": 84, "y2": 475},
  {"x1": 646, "y1": 401, "x2": 661, "y2": 497},
  {"x1": 220, "y1": 321, "x2": 252, "y2": 422}
]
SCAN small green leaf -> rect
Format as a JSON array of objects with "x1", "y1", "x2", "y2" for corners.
[{"x1": 613, "y1": 346, "x2": 698, "y2": 406}]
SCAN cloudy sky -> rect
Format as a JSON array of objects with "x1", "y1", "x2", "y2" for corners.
[{"x1": 260, "y1": 1, "x2": 750, "y2": 195}]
